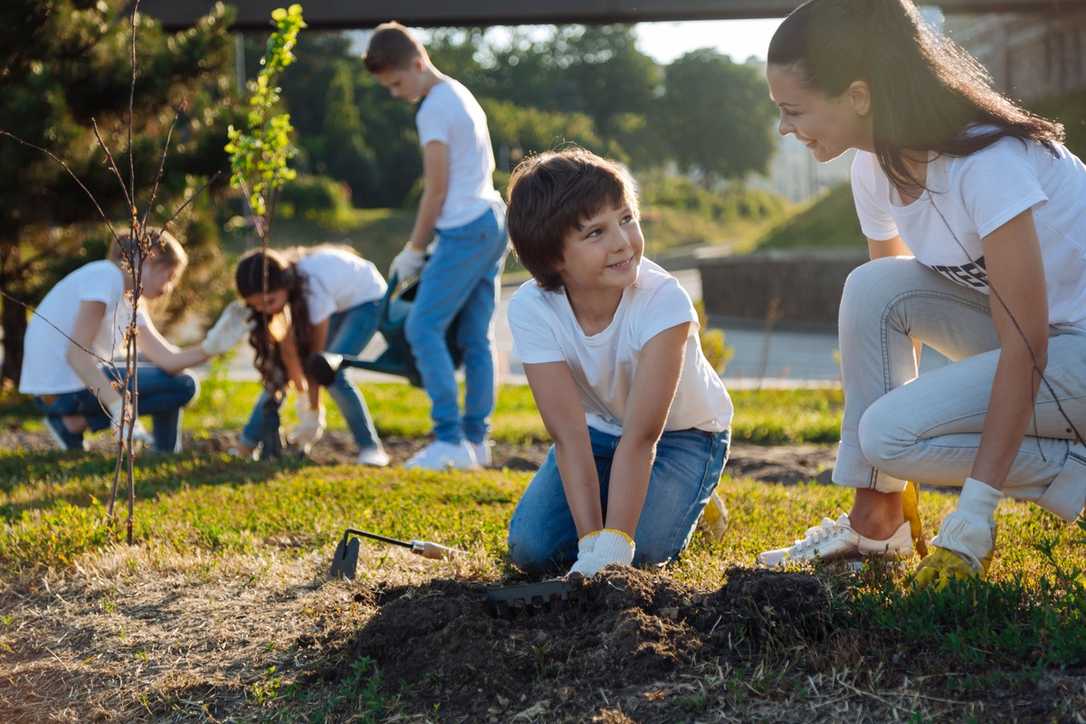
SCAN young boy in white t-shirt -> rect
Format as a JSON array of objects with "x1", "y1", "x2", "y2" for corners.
[
  {"x1": 504, "y1": 148, "x2": 733, "y2": 576},
  {"x1": 364, "y1": 22, "x2": 507, "y2": 471}
]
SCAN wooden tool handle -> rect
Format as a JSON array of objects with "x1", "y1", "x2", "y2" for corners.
[{"x1": 411, "y1": 540, "x2": 465, "y2": 560}]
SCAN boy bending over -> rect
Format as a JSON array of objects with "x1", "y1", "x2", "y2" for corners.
[{"x1": 505, "y1": 148, "x2": 733, "y2": 576}]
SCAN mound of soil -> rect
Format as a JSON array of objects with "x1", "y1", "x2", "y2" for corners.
[{"x1": 316, "y1": 567, "x2": 830, "y2": 721}]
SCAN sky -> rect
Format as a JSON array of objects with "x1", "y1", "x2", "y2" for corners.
[{"x1": 634, "y1": 18, "x2": 784, "y2": 64}]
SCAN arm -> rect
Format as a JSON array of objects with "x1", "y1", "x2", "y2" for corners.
[
  {"x1": 66, "y1": 301, "x2": 121, "y2": 408},
  {"x1": 406, "y1": 141, "x2": 449, "y2": 252},
  {"x1": 972, "y1": 210, "x2": 1049, "y2": 489},
  {"x1": 305, "y1": 317, "x2": 330, "y2": 409},
  {"x1": 523, "y1": 361, "x2": 604, "y2": 537},
  {"x1": 279, "y1": 322, "x2": 308, "y2": 396},
  {"x1": 137, "y1": 323, "x2": 210, "y2": 375},
  {"x1": 605, "y1": 323, "x2": 690, "y2": 535}
]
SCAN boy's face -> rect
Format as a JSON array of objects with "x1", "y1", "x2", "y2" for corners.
[
  {"x1": 373, "y1": 57, "x2": 427, "y2": 103},
  {"x1": 556, "y1": 201, "x2": 643, "y2": 294},
  {"x1": 141, "y1": 260, "x2": 181, "y2": 300}
]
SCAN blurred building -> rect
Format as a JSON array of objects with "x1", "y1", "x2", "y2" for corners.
[{"x1": 946, "y1": 8, "x2": 1086, "y2": 101}]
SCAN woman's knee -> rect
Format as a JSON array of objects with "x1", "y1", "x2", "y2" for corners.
[
  {"x1": 839, "y1": 257, "x2": 918, "y2": 330},
  {"x1": 506, "y1": 523, "x2": 566, "y2": 574},
  {"x1": 176, "y1": 371, "x2": 199, "y2": 406},
  {"x1": 858, "y1": 394, "x2": 913, "y2": 470}
]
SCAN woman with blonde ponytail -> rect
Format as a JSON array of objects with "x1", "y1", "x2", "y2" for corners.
[{"x1": 757, "y1": 0, "x2": 1086, "y2": 588}]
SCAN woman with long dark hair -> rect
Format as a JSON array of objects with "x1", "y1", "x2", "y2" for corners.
[
  {"x1": 234, "y1": 245, "x2": 390, "y2": 465},
  {"x1": 757, "y1": 0, "x2": 1086, "y2": 587}
]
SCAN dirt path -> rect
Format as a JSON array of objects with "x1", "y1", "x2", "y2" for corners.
[{"x1": 3, "y1": 429, "x2": 837, "y2": 485}]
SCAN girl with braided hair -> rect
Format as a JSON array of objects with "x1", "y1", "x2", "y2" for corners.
[
  {"x1": 234, "y1": 245, "x2": 390, "y2": 465},
  {"x1": 757, "y1": 0, "x2": 1086, "y2": 587}
]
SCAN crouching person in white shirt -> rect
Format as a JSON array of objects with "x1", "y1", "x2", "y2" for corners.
[
  {"x1": 20, "y1": 229, "x2": 250, "y2": 453},
  {"x1": 504, "y1": 148, "x2": 734, "y2": 577}
]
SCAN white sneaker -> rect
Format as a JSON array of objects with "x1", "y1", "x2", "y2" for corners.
[
  {"x1": 757, "y1": 514, "x2": 913, "y2": 568},
  {"x1": 357, "y1": 444, "x2": 391, "y2": 467},
  {"x1": 470, "y1": 440, "x2": 493, "y2": 467},
  {"x1": 405, "y1": 440, "x2": 479, "y2": 471}
]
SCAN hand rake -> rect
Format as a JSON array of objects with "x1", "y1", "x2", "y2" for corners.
[{"x1": 329, "y1": 527, "x2": 465, "y2": 580}]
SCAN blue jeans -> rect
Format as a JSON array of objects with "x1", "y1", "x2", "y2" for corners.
[
  {"x1": 405, "y1": 205, "x2": 508, "y2": 444},
  {"x1": 241, "y1": 300, "x2": 383, "y2": 451},
  {"x1": 507, "y1": 426, "x2": 731, "y2": 573},
  {"x1": 34, "y1": 365, "x2": 199, "y2": 452}
]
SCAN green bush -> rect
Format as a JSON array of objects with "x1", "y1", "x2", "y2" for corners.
[
  {"x1": 754, "y1": 183, "x2": 864, "y2": 250},
  {"x1": 639, "y1": 173, "x2": 789, "y2": 224},
  {"x1": 694, "y1": 300, "x2": 734, "y2": 374},
  {"x1": 276, "y1": 174, "x2": 353, "y2": 221}
]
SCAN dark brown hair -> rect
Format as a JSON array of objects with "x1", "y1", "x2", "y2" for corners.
[
  {"x1": 768, "y1": 0, "x2": 1064, "y2": 190},
  {"x1": 506, "y1": 148, "x2": 639, "y2": 292},
  {"x1": 363, "y1": 21, "x2": 426, "y2": 73},
  {"x1": 235, "y1": 248, "x2": 313, "y2": 397}
]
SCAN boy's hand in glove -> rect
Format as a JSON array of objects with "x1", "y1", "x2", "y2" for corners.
[
  {"x1": 389, "y1": 245, "x2": 426, "y2": 282},
  {"x1": 108, "y1": 397, "x2": 153, "y2": 448},
  {"x1": 568, "y1": 529, "x2": 635, "y2": 578},
  {"x1": 287, "y1": 397, "x2": 325, "y2": 453},
  {"x1": 914, "y1": 477, "x2": 1000, "y2": 589},
  {"x1": 201, "y1": 301, "x2": 252, "y2": 356}
]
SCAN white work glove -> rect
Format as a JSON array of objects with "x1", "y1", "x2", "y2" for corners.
[
  {"x1": 389, "y1": 245, "x2": 426, "y2": 282},
  {"x1": 201, "y1": 300, "x2": 252, "y2": 356},
  {"x1": 287, "y1": 396, "x2": 325, "y2": 452},
  {"x1": 568, "y1": 529, "x2": 635, "y2": 578},
  {"x1": 107, "y1": 397, "x2": 153, "y2": 448},
  {"x1": 930, "y1": 477, "x2": 1002, "y2": 571}
]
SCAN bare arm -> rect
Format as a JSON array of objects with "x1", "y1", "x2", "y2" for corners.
[
  {"x1": 66, "y1": 300, "x2": 122, "y2": 408},
  {"x1": 868, "y1": 234, "x2": 911, "y2": 260},
  {"x1": 137, "y1": 323, "x2": 210, "y2": 375},
  {"x1": 605, "y1": 324, "x2": 690, "y2": 535},
  {"x1": 279, "y1": 323, "x2": 308, "y2": 396},
  {"x1": 972, "y1": 210, "x2": 1049, "y2": 489},
  {"x1": 523, "y1": 361, "x2": 604, "y2": 537},
  {"x1": 305, "y1": 317, "x2": 330, "y2": 408},
  {"x1": 406, "y1": 141, "x2": 450, "y2": 252}
]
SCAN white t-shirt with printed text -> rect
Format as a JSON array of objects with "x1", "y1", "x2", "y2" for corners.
[
  {"x1": 851, "y1": 133, "x2": 1086, "y2": 328},
  {"x1": 508, "y1": 258, "x2": 733, "y2": 436},
  {"x1": 416, "y1": 77, "x2": 502, "y2": 230},
  {"x1": 20, "y1": 260, "x2": 150, "y2": 395},
  {"x1": 297, "y1": 248, "x2": 387, "y2": 325}
]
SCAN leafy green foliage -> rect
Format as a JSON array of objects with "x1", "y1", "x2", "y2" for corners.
[
  {"x1": 754, "y1": 183, "x2": 865, "y2": 251},
  {"x1": 225, "y1": 4, "x2": 306, "y2": 222}
]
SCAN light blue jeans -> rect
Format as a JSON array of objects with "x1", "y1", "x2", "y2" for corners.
[
  {"x1": 835, "y1": 257, "x2": 1086, "y2": 521},
  {"x1": 507, "y1": 426, "x2": 731, "y2": 573},
  {"x1": 406, "y1": 205, "x2": 508, "y2": 444},
  {"x1": 34, "y1": 365, "x2": 199, "y2": 452},
  {"x1": 241, "y1": 300, "x2": 383, "y2": 452}
]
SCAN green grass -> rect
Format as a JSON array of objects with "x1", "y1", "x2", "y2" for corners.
[
  {"x1": 753, "y1": 183, "x2": 865, "y2": 251},
  {"x1": 185, "y1": 380, "x2": 844, "y2": 447}
]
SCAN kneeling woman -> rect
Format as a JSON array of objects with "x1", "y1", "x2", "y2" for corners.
[
  {"x1": 21, "y1": 229, "x2": 247, "y2": 452},
  {"x1": 758, "y1": 0, "x2": 1086, "y2": 585},
  {"x1": 234, "y1": 245, "x2": 390, "y2": 465}
]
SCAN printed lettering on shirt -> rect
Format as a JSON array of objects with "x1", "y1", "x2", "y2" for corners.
[{"x1": 929, "y1": 256, "x2": 989, "y2": 291}]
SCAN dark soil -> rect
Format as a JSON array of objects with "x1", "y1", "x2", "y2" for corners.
[
  {"x1": 310, "y1": 567, "x2": 831, "y2": 722},
  {"x1": 3, "y1": 427, "x2": 835, "y2": 484}
]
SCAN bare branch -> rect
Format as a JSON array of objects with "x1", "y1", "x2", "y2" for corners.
[
  {"x1": 128, "y1": 0, "x2": 140, "y2": 220},
  {"x1": 159, "y1": 171, "x2": 223, "y2": 232},
  {"x1": 140, "y1": 115, "x2": 177, "y2": 231},
  {"x1": 91, "y1": 118, "x2": 134, "y2": 213},
  {"x1": 0, "y1": 131, "x2": 123, "y2": 247}
]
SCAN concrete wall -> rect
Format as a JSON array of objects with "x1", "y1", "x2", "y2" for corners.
[{"x1": 698, "y1": 250, "x2": 867, "y2": 328}]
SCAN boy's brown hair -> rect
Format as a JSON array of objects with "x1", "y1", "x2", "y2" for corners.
[
  {"x1": 506, "y1": 147, "x2": 638, "y2": 292},
  {"x1": 363, "y1": 21, "x2": 426, "y2": 73}
]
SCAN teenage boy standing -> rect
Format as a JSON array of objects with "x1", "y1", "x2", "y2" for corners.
[{"x1": 364, "y1": 22, "x2": 508, "y2": 470}]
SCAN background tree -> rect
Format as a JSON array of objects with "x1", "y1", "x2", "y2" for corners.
[
  {"x1": 0, "y1": 0, "x2": 235, "y2": 385},
  {"x1": 661, "y1": 48, "x2": 777, "y2": 185}
]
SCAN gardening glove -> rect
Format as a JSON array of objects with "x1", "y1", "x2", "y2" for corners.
[
  {"x1": 389, "y1": 245, "x2": 426, "y2": 282},
  {"x1": 287, "y1": 397, "x2": 325, "y2": 452},
  {"x1": 902, "y1": 480, "x2": 928, "y2": 558},
  {"x1": 107, "y1": 397, "x2": 153, "y2": 448},
  {"x1": 568, "y1": 529, "x2": 635, "y2": 578},
  {"x1": 914, "y1": 477, "x2": 1001, "y2": 590},
  {"x1": 200, "y1": 301, "x2": 252, "y2": 356}
]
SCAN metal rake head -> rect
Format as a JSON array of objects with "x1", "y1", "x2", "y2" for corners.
[{"x1": 484, "y1": 579, "x2": 588, "y2": 618}]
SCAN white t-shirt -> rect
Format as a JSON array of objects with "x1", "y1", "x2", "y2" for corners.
[
  {"x1": 508, "y1": 258, "x2": 733, "y2": 436},
  {"x1": 416, "y1": 77, "x2": 502, "y2": 230},
  {"x1": 20, "y1": 260, "x2": 150, "y2": 395},
  {"x1": 851, "y1": 133, "x2": 1086, "y2": 328},
  {"x1": 297, "y1": 248, "x2": 387, "y2": 325}
]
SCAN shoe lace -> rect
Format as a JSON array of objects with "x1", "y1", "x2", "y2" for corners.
[{"x1": 791, "y1": 517, "x2": 846, "y2": 553}]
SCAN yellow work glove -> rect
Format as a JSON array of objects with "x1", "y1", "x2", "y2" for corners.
[
  {"x1": 913, "y1": 477, "x2": 1000, "y2": 590},
  {"x1": 902, "y1": 480, "x2": 928, "y2": 558},
  {"x1": 696, "y1": 491, "x2": 729, "y2": 541}
]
